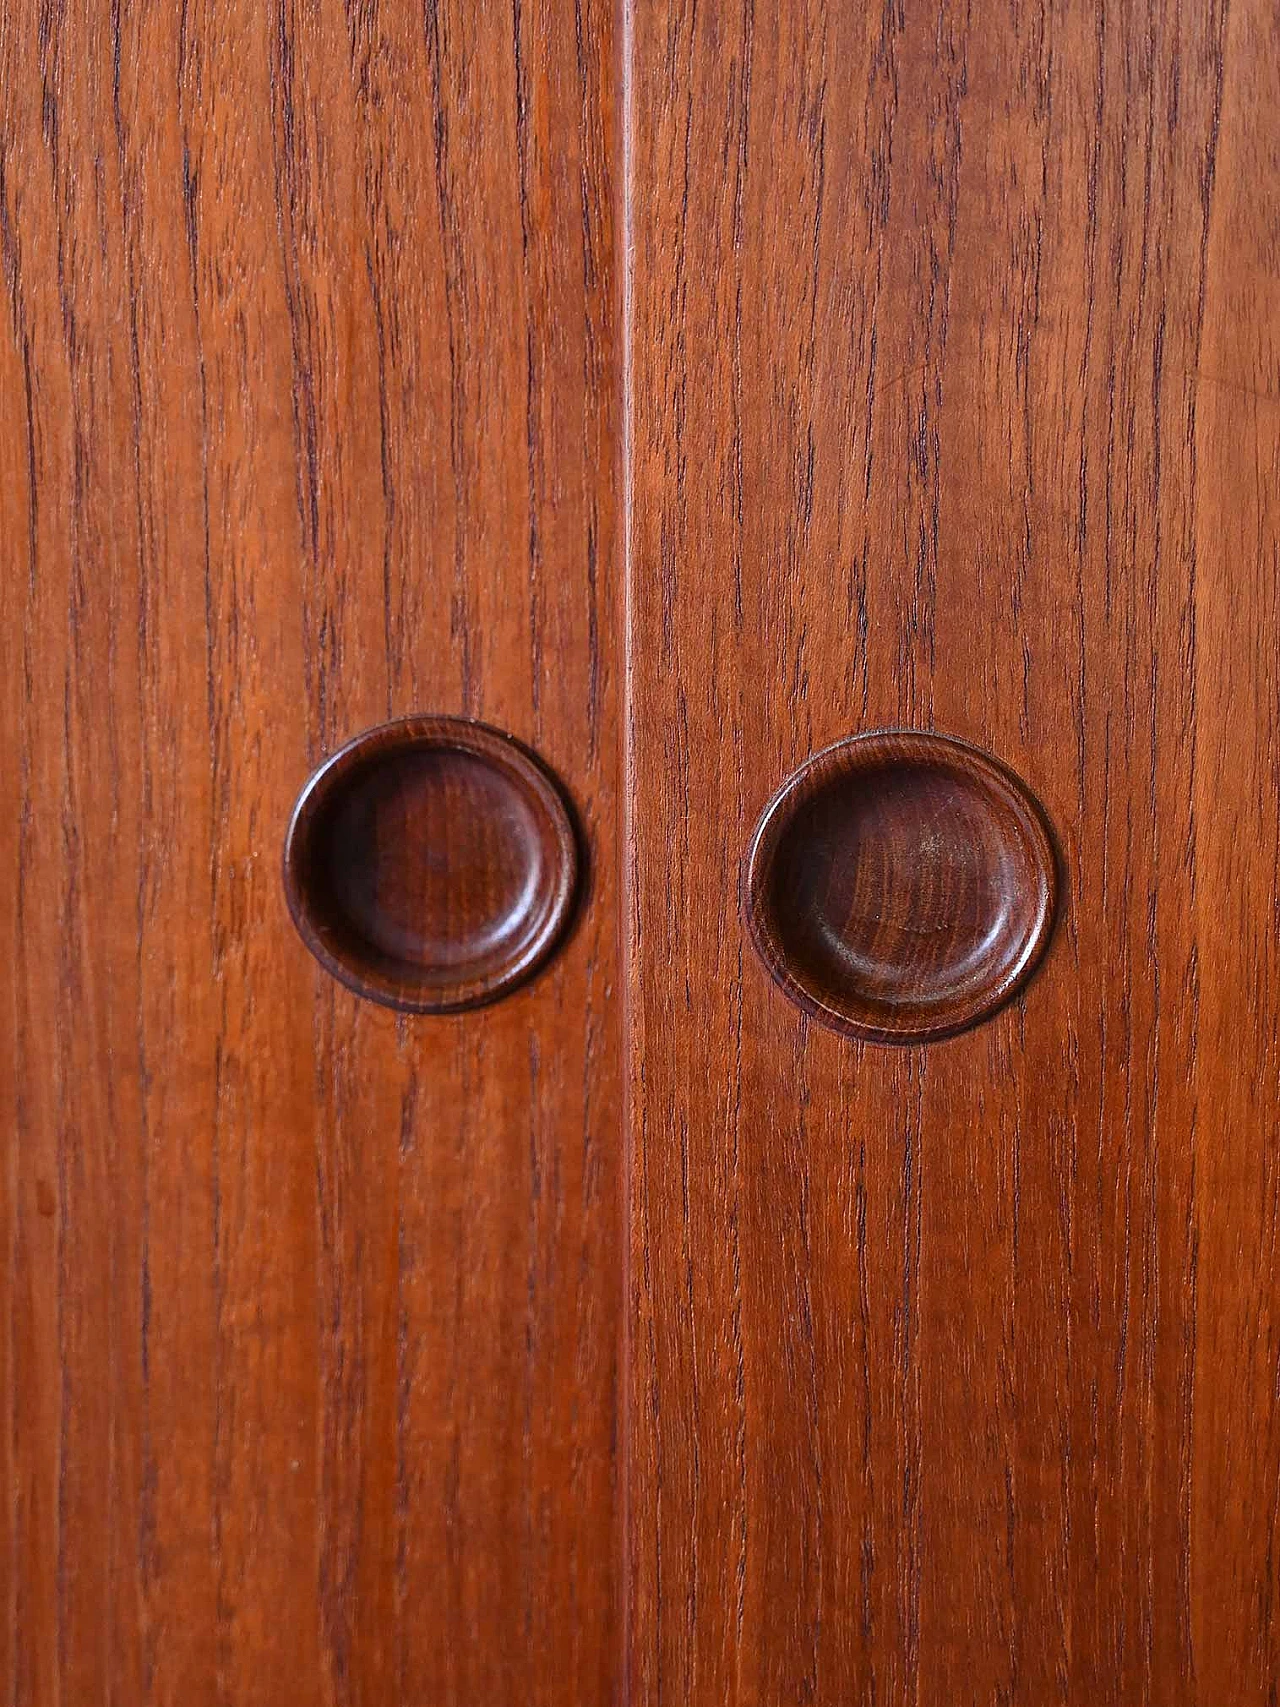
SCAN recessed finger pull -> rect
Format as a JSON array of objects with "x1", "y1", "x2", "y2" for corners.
[
  {"x1": 283, "y1": 716, "x2": 580, "y2": 1013},
  {"x1": 743, "y1": 730, "x2": 1059, "y2": 1044}
]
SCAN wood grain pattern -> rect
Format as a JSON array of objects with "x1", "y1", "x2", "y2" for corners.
[
  {"x1": 4, "y1": 0, "x2": 1280, "y2": 1702},
  {"x1": 625, "y1": 0, "x2": 1280, "y2": 1702},
  {"x1": 0, "y1": 2, "x2": 619, "y2": 1703}
]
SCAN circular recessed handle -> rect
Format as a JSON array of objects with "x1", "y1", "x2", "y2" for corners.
[
  {"x1": 743, "y1": 730, "x2": 1059, "y2": 1044},
  {"x1": 283, "y1": 716, "x2": 580, "y2": 1013}
]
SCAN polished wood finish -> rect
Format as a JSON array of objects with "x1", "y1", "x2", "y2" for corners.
[
  {"x1": 0, "y1": 3, "x2": 618, "y2": 1704},
  {"x1": 284, "y1": 716, "x2": 580, "y2": 1013},
  {"x1": 744, "y1": 730, "x2": 1058, "y2": 1044},
  {"x1": 626, "y1": 3, "x2": 1280, "y2": 1704},
  {"x1": 5, "y1": 0, "x2": 1280, "y2": 1703}
]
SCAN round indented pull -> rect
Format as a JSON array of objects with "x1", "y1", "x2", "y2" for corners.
[
  {"x1": 283, "y1": 716, "x2": 579, "y2": 1013},
  {"x1": 743, "y1": 731, "x2": 1059, "y2": 1044}
]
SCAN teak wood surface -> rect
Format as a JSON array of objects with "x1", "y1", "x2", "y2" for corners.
[
  {"x1": 3, "y1": 2, "x2": 1280, "y2": 1705},
  {"x1": 1, "y1": 3, "x2": 620, "y2": 1703}
]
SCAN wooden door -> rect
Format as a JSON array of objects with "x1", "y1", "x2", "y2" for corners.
[
  {"x1": 1, "y1": 4, "x2": 619, "y2": 1702},
  {"x1": 4, "y1": 3, "x2": 1280, "y2": 1705}
]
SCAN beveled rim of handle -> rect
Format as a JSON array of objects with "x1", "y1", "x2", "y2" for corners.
[
  {"x1": 283, "y1": 715, "x2": 581, "y2": 1014},
  {"x1": 742, "y1": 728, "x2": 1062, "y2": 1045}
]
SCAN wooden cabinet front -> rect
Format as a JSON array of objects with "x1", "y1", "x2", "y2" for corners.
[{"x1": 2, "y1": 3, "x2": 1278, "y2": 1703}]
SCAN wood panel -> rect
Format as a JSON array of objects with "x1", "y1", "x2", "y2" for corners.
[
  {"x1": 5, "y1": 1, "x2": 1280, "y2": 1701},
  {"x1": 0, "y1": 2, "x2": 619, "y2": 1703},
  {"x1": 625, "y1": 1, "x2": 1280, "y2": 1702}
]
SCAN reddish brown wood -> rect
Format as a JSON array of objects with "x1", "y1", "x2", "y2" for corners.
[
  {"x1": 744, "y1": 730, "x2": 1058, "y2": 1044},
  {"x1": 626, "y1": 1, "x2": 1280, "y2": 1703},
  {"x1": 4, "y1": 0, "x2": 1280, "y2": 1703},
  {"x1": 0, "y1": 2, "x2": 619, "y2": 1704},
  {"x1": 284, "y1": 716, "x2": 580, "y2": 1013}
]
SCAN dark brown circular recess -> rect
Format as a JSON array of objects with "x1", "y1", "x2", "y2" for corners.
[
  {"x1": 283, "y1": 716, "x2": 580, "y2": 1013},
  {"x1": 743, "y1": 731, "x2": 1059, "y2": 1044}
]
